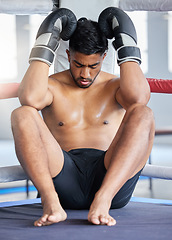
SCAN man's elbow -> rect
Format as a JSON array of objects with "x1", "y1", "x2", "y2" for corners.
[
  {"x1": 136, "y1": 92, "x2": 150, "y2": 105},
  {"x1": 125, "y1": 91, "x2": 150, "y2": 110},
  {"x1": 131, "y1": 84, "x2": 151, "y2": 105},
  {"x1": 19, "y1": 94, "x2": 42, "y2": 110}
]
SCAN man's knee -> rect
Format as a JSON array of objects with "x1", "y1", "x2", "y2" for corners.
[
  {"x1": 11, "y1": 106, "x2": 38, "y2": 129},
  {"x1": 128, "y1": 104, "x2": 154, "y2": 124}
]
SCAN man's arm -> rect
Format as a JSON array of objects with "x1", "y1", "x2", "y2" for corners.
[
  {"x1": 0, "y1": 83, "x2": 19, "y2": 99},
  {"x1": 19, "y1": 9, "x2": 77, "y2": 110},
  {"x1": 116, "y1": 62, "x2": 150, "y2": 109},
  {"x1": 98, "y1": 7, "x2": 150, "y2": 109},
  {"x1": 18, "y1": 62, "x2": 52, "y2": 110}
]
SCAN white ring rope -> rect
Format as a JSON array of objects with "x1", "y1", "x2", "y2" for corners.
[
  {"x1": 0, "y1": 163, "x2": 172, "y2": 183},
  {"x1": 119, "y1": 0, "x2": 172, "y2": 12},
  {"x1": 0, "y1": 165, "x2": 28, "y2": 183},
  {"x1": 0, "y1": 0, "x2": 55, "y2": 14},
  {"x1": 0, "y1": 0, "x2": 172, "y2": 15},
  {"x1": 141, "y1": 164, "x2": 172, "y2": 180}
]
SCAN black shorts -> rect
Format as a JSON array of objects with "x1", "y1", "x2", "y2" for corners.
[{"x1": 52, "y1": 148, "x2": 142, "y2": 210}]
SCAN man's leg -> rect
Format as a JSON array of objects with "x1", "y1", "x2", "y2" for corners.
[
  {"x1": 88, "y1": 104, "x2": 155, "y2": 226},
  {"x1": 11, "y1": 106, "x2": 67, "y2": 226}
]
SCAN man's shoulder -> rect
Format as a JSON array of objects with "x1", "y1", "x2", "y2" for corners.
[
  {"x1": 101, "y1": 71, "x2": 118, "y2": 80},
  {"x1": 100, "y1": 71, "x2": 120, "y2": 86},
  {"x1": 49, "y1": 70, "x2": 70, "y2": 85}
]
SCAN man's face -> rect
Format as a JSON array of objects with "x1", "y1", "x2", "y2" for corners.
[{"x1": 67, "y1": 50, "x2": 106, "y2": 88}]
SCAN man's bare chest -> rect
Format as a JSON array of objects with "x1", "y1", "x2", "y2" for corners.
[{"x1": 42, "y1": 90, "x2": 124, "y2": 130}]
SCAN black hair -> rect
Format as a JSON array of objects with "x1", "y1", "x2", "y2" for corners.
[{"x1": 69, "y1": 18, "x2": 108, "y2": 55}]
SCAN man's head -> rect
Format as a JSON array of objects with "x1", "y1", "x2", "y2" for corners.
[
  {"x1": 67, "y1": 19, "x2": 108, "y2": 88},
  {"x1": 69, "y1": 18, "x2": 108, "y2": 55}
]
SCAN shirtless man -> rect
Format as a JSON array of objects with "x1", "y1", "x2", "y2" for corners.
[{"x1": 11, "y1": 7, "x2": 155, "y2": 227}]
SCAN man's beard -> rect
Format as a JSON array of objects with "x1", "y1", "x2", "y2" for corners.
[{"x1": 70, "y1": 69, "x2": 100, "y2": 89}]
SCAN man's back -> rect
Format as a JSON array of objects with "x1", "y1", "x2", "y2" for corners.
[{"x1": 42, "y1": 69, "x2": 125, "y2": 151}]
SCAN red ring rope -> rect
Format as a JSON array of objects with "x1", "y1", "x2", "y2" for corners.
[{"x1": 147, "y1": 78, "x2": 172, "y2": 93}]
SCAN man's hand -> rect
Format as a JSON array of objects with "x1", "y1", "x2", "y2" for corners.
[
  {"x1": 98, "y1": 7, "x2": 141, "y2": 65},
  {"x1": 29, "y1": 8, "x2": 77, "y2": 66}
]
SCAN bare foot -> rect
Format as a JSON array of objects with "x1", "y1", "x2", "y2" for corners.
[
  {"x1": 88, "y1": 194, "x2": 116, "y2": 226},
  {"x1": 34, "y1": 192, "x2": 67, "y2": 227}
]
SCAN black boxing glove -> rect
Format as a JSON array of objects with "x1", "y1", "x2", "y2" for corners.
[
  {"x1": 29, "y1": 8, "x2": 77, "y2": 66},
  {"x1": 98, "y1": 7, "x2": 141, "y2": 65}
]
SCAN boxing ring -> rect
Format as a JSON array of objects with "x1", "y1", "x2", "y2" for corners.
[
  {"x1": 0, "y1": 85, "x2": 172, "y2": 237},
  {"x1": 0, "y1": 0, "x2": 172, "y2": 239}
]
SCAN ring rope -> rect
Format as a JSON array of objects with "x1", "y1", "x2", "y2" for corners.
[
  {"x1": 147, "y1": 78, "x2": 172, "y2": 94},
  {"x1": 0, "y1": 0, "x2": 172, "y2": 15},
  {"x1": 141, "y1": 164, "x2": 172, "y2": 180}
]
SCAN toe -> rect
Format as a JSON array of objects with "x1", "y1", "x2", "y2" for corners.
[
  {"x1": 88, "y1": 215, "x2": 100, "y2": 225},
  {"x1": 34, "y1": 214, "x2": 48, "y2": 227},
  {"x1": 99, "y1": 215, "x2": 108, "y2": 225},
  {"x1": 107, "y1": 217, "x2": 116, "y2": 226},
  {"x1": 34, "y1": 219, "x2": 43, "y2": 227}
]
